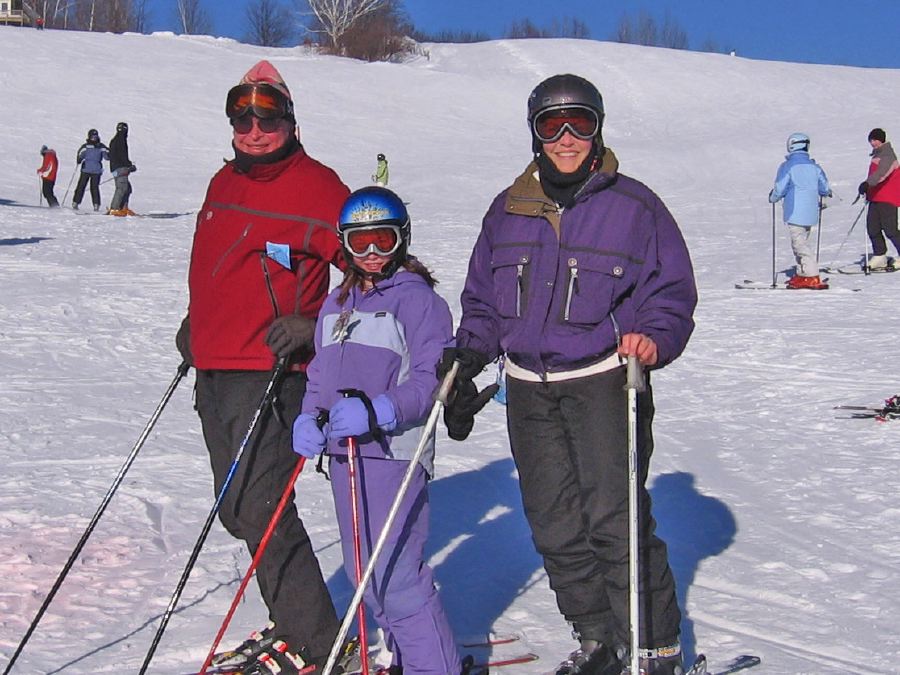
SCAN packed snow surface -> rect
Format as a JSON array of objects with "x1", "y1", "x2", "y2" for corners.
[{"x1": 2, "y1": 27, "x2": 899, "y2": 674}]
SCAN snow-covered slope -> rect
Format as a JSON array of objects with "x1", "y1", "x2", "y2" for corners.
[{"x1": 2, "y1": 27, "x2": 899, "y2": 673}]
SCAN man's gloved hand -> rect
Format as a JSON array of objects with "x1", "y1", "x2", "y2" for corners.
[
  {"x1": 292, "y1": 413, "x2": 327, "y2": 458},
  {"x1": 264, "y1": 315, "x2": 315, "y2": 358},
  {"x1": 858, "y1": 181, "x2": 869, "y2": 196},
  {"x1": 175, "y1": 315, "x2": 192, "y2": 366},
  {"x1": 437, "y1": 347, "x2": 489, "y2": 382},
  {"x1": 328, "y1": 394, "x2": 397, "y2": 439},
  {"x1": 444, "y1": 378, "x2": 499, "y2": 441},
  {"x1": 768, "y1": 189, "x2": 777, "y2": 203},
  {"x1": 129, "y1": 163, "x2": 137, "y2": 173}
]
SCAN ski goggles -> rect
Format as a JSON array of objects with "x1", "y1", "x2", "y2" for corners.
[
  {"x1": 230, "y1": 115, "x2": 284, "y2": 134},
  {"x1": 343, "y1": 225, "x2": 402, "y2": 257},
  {"x1": 225, "y1": 83, "x2": 294, "y2": 121},
  {"x1": 532, "y1": 105, "x2": 600, "y2": 143}
]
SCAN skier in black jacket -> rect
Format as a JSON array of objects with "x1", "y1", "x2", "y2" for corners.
[{"x1": 108, "y1": 122, "x2": 136, "y2": 216}]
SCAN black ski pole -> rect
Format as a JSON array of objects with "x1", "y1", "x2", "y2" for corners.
[
  {"x1": 2, "y1": 361, "x2": 191, "y2": 675},
  {"x1": 826, "y1": 203, "x2": 867, "y2": 272},
  {"x1": 816, "y1": 196, "x2": 823, "y2": 267},
  {"x1": 61, "y1": 169, "x2": 77, "y2": 206},
  {"x1": 139, "y1": 358, "x2": 287, "y2": 674}
]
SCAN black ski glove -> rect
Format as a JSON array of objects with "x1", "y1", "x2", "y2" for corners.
[
  {"x1": 175, "y1": 315, "x2": 192, "y2": 366},
  {"x1": 444, "y1": 378, "x2": 499, "y2": 441},
  {"x1": 438, "y1": 347, "x2": 497, "y2": 441},
  {"x1": 858, "y1": 181, "x2": 869, "y2": 196},
  {"x1": 438, "y1": 347, "x2": 490, "y2": 382},
  {"x1": 265, "y1": 315, "x2": 315, "y2": 358}
]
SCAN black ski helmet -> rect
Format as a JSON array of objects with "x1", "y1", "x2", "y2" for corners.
[
  {"x1": 377, "y1": 153, "x2": 386, "y2": 161},
  {"x1": 338, "y1": 186, "x2": 410, "y2": 280},
  {"x1": 40, "y1": 145, "x2": 48, "y2": 155},
  {"x1": 527, "y1": 74, "x2": 605, "y2": 152},
  {"x1": 117, "y1": 122, "x2": 128, "y2": 134},
  {"x1": 87, "y1": 128, "x2": 99, "y2": 141}
]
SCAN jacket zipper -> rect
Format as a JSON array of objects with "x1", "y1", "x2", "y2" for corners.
[{"x1": 563, "y1": 263, "x2": 579, "y2": 321}]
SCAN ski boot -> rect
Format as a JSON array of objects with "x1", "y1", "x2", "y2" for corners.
[
  {"x1": 244, "y1": 639, "x2": 313, "y2": 674},
  {"x1": 553, "y1": 642, "x2": 623, "y2": 675},
  {"x1": 621, "y1": 643, "x2": 685, "y2": 675}
]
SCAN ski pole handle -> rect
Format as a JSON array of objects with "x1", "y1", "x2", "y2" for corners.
[{"x1": 625, "y1": 355, "x2": 646, "y2": 393}]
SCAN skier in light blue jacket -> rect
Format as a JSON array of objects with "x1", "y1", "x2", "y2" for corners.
[{"x1": 769, "y1": 132, "x2": 832, "y2": 289}]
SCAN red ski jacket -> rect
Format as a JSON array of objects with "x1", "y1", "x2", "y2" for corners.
[
  {"x1": 867, "y1": 142, "x2": 900, "y2": 207},
  {"x1": 38, "y1": 150, "x2": 58, "y2": 181},
  {"x1": 188, "y1": 145, "x2": 349, "y2": 371}
]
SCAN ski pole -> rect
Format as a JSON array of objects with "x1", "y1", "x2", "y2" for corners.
[
  {"x1": 863, "y1": 205, "x2": 871, "y2": 276},
  {"x1": 139, "y1": 358, "x2": 287, "y2": 675},
  {"x1": 2, "y1": 361, "x2": 191, "y2": 675},
  {"x1": 345, "y1": 431, "x2": 370, "y2": 675},
  {"x1": 61, "y1": 169, "x2": 77, "y2": 206},
  {"x1": 197, "y1": 410, "x2": 326, "y2": 675},
  {"x1": 816, "y1": 196, "x2": 823, "y2": 268},
  {"x1": 771, "y1": 202, "x2": 777, "y2": 288},
  {"x1": 320, "y1": 363, "x2": 459, "y2": 675},
  {"x1": 38, "y1": 177, "x2": 43, "y2": 207},
  {"x1": 826, "y1": 203, "x2": 867, "y2": 271},
  {"x1": 625, "y1": 355, "x2": 646, "y2": 675},
  {"x1": 198, "y1": 456, "x2": 308, "y2": 674}
]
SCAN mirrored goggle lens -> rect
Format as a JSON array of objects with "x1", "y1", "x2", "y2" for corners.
[
  {"x1": 226, "y1": 83, "x2": 289, "y2": 120},
  {"x1": 345, "y1": 226, "x2": 401, "y2": 257},
  {"x1": 533, "y1": 107, "x2": 599, "y2": 143},
  {"x1": 230, "y1": 115, "x2": 283, "y2": 134}
]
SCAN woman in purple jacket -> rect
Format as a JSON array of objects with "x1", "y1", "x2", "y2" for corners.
[
  {"x1": 292, "y1": 187, "x2": 462, "y2": 675},
  {"x1": 442, "y1": 75, "x2": 698, "y2": 675}
]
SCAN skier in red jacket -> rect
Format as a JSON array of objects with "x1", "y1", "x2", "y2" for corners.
[
  {"x1": 176, "y1": 60, "x2": 351, "y2": 675},
  {"x1": 858, "y1": 128, "x2": 900, "y2": 269},
  {"x1": 36, "y1": 145, "x2": 59, "y2": 207}
]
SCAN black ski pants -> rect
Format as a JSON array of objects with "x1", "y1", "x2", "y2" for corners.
[
  {"x1": 73, "y1": 171, "x2": 101, "y2": 208},
  {"x1": 41, "y1": 178, "x2": 59, "y2": 207},
  {"x1": 506, "y1": 366, "x2": 681, "y2": 649},
  {"x1": 866, "y1": 201, "x2": 900, "y2": 256},
  {"x1": 195, "y1": 369, "x2": 339, "y2": 660}
]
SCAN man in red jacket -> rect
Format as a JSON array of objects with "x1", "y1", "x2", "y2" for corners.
[
  {"x1": 176, "y1": 60, "x2": 350, "y2": 675},
  {"x1": 36, "y1": 145, "x2": 59, "y2": 207},
  {"x1": 858, "y1": 127, "x2": 900, "y2": 269}
]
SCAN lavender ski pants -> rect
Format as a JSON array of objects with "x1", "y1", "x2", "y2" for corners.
[{"x1": 330, "y1": 456, "x2": 460, "y2": 675}]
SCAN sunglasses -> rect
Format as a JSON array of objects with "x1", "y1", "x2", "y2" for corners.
[
  {"x1": 230, "y1": 115, "x2": 285, "y2": 134},
  {"x1": 344, "y1": 225, "x2": 402, "y2": 257},
  {"x1": 533, "y1": 106, "x2": 600, "y2": 143},
  {"x1": 225, "y1": 82, "x2": 293, "y2": 120}
]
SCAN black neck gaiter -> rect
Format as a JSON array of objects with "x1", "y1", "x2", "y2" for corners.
[
  {"x1": 536, "y1": 145, "x2": 599, "y2": 209},
  {"x1": 232, "y1": 136, "x2": 300, "y2": 173}
]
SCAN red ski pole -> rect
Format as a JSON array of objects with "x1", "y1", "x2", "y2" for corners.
[
  {"x1": 197, "y1": 456, "x2": 307, "y2": 674},
  {"x1": 346, "y1": 435, "x2": 370, "y2": 675}
]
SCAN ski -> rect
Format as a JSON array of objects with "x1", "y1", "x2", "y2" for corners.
[
  {"x1": 464, "y1": 651, "x2": 540, "y2": 673},
  {"x1": 824, "y1": 258, "x2": 896, "y2": 275},
  {"x1": 834, "y1": 395, "x2": 900, "y2": 421},
  {"x1": 460, "y1": 632, "x2": 522, "y2": 648},
  {"x1": 687, "y1": 653, "x2": 761, "y2": 675},
  {"x1": 734, "y1": 278, "x2": 829, "y2": 291}
]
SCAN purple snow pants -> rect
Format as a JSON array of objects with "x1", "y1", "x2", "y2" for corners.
[{"x1": 330, "y1": 456, "x2": 460, "y2": 675}]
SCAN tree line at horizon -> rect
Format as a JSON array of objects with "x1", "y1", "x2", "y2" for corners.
[{"x1": 25, "y1": 0, "x2": 730, "y2": 62}]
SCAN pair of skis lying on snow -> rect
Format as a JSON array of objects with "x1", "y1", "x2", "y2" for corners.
[{"x1": 186, "y1": 632, "x2": 760, "y2": 674}]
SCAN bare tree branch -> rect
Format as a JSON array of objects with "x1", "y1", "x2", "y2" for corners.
[
  {"x1": 246, "y1": 0, "x2": 295, "y2": 46},
  {"x1": 301, "y1": 0, "x2": 385, "y2": 52},
  {"x1": 176, "y1": 0, "x2": 213, "y2": 34}
]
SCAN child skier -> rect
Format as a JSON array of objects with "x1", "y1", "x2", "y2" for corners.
[
  {"x1": 769, "y1": 132, "x2": 832, "y2": 289},
  {"x1": 292, "y1": 186, "x2": 463, "y2": 675}
]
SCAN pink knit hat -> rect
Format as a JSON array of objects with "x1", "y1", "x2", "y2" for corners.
[{"x1": 239, "y1": 60, "x2": 292, "y2": 101}]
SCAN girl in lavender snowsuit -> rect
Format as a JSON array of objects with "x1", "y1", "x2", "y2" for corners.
[{"x1": 292, "y1": 186, "x2": 461, "y2": 675}]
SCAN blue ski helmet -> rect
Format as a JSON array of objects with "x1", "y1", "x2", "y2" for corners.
[
  {"x1": 338, "y1": 186, "x2": 410, "y2": 279},
  {"x1": 787, "y1": 132, "x2": 810, "y2": 153}
]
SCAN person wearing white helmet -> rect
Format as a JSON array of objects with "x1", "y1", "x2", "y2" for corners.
[{"x1": 768, "y1": 132, "x2": 832, "y2": 289}]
